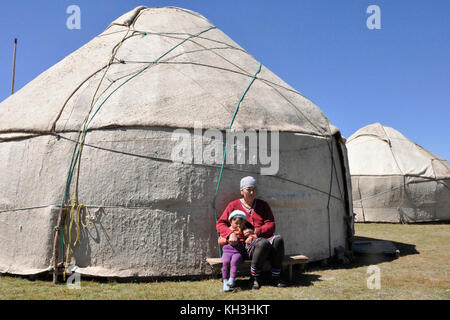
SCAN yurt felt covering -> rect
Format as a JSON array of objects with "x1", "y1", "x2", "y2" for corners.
[{"x1": 0, "y1": 7, "x2": 354, "y2": 277}]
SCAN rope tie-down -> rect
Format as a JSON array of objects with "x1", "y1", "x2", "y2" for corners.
[{"x1": 54, "y1": 23, "x2": 218, "y2": 282}]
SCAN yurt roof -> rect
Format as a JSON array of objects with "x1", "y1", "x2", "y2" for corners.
[
  {"x1": 347, "y1": 123, "x2": 450, "y2": 179},
  {"x1": 0, "y1": 6, "x2": 337, "y2": 137}
]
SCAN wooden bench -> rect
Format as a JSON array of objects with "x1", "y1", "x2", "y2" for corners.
[{"x1": 206, "y1": 255, "x2": 308, "y2": 282}]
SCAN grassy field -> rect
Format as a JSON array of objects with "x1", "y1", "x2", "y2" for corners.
[{"x1": 0, "y1": 223, "x2": 449, "y2": 300}]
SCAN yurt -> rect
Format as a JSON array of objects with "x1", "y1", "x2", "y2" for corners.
[
  {"x1": 347, "y1": 123, "x2": 450, "y2": 223},
  {"x1": 0, "y1": 6, "x2": 354, "y2": 278}
]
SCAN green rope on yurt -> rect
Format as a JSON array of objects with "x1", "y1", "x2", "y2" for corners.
[{"x1": 212, "y1": 62, "x2": 262, "y2": 257}]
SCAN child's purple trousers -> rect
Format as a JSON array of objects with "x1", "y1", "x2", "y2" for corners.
[{"x1": 221, "y1": 243, "x2": 246, "y2": 279}]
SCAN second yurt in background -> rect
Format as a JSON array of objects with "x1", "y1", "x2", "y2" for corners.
[{"x1": 347, "y1": 123, "x2": 450, "y2": 223}]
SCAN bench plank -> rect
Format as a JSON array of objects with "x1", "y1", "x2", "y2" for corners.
[{"x1": 206, "y1": 255, "x2": 308, "y2": 282}]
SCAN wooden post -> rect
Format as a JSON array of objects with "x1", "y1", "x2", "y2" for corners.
[
  {"x1": 52, "y1": 208, "x2": 67, "y2": 284},
  {"x1": 11, "y1": 38, "x2": 17, "y2": 95},
  {"x1": 289, "y1": 263, "x2": 293, "y2": 282}
]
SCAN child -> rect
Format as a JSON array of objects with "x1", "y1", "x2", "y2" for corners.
[{"x1": 218, "y1": 210, "x2": 257, "y2": 292}]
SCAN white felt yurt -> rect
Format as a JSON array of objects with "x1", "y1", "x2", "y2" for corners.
[
  {"x1": 347, "y1": 123, "x2": 450, "y2": 223},
  {"x1": 0, "y1": 6, "x2": 354, "y2": 277}
]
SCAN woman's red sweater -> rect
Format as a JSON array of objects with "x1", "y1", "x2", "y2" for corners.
[{"x1": 216, "y1": 198, "x2": 276, "y2": 240}]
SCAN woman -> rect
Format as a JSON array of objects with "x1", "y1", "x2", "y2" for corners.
[{"x1": 216, "y1": 176, "x2": 287, "y2": 289}]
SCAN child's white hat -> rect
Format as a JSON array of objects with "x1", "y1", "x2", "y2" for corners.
[{"x1": 228, "y1": 210, "x2": 247, "y2": 221}]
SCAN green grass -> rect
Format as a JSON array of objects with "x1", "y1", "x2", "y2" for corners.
[{"x1": 0, "y1": 223, "x2": 449, "y2": 300}]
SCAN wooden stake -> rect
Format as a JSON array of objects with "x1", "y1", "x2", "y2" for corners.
[
  {"x1": 11, "y1": 38, "x2": 17, "y2": 95},
  {"x1": 52, "y1": 208, "x2": 67, "y2": 284}
]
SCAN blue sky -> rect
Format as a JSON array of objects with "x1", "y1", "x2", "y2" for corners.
[{"x1": 1, "y1": 0, "x2": 449, "y2": 160}]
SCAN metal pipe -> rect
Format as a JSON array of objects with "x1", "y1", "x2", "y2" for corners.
[{"x1": 11, "y1": 38, "x2": 17, "y2": 95}]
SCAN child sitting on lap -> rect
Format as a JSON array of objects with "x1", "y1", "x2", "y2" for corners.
[{"x1": 218, "y1": 210, "x2": 257, "y2": 292}]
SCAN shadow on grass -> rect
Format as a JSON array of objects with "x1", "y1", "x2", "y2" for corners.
[
  {"x1": 1, "y1": 272, "x2": 218, "y2": 285},
  {"x1": 304, "y1": 236, "x2": 419, "y2": 276},
  {"x1": 289, "y1": 272, "x2": 322, "y2": 288},
  {"x1": 354, "y1": 236, "x2": 420, "y2": 257},
  {"x1": 351, "y1": 236, "x2": 419, "y2": 267},
  {"x1": 228, "y1": 272, "x2": 323, "y2": 291}
]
